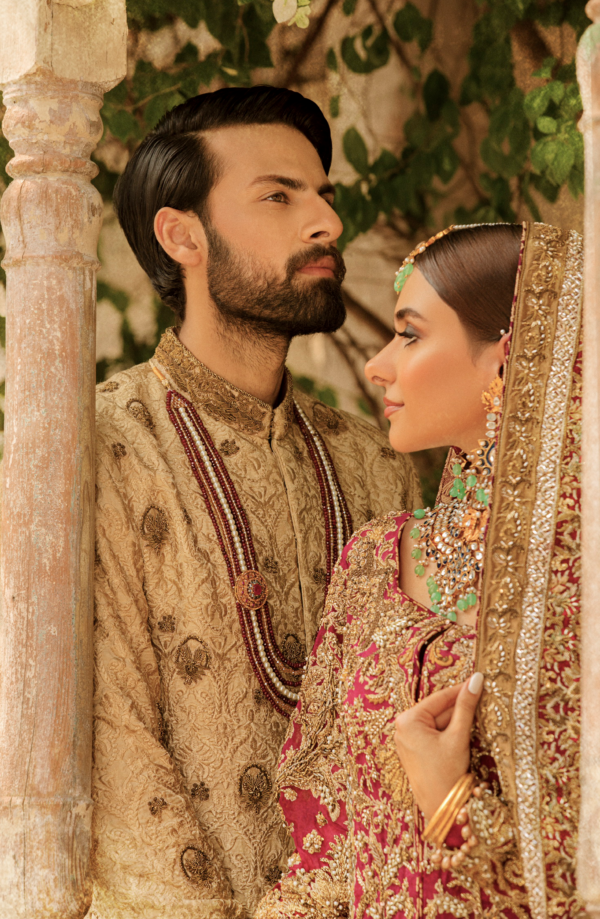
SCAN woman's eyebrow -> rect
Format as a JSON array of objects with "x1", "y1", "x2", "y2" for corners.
[{"x1": 394, "y1": 307, "x2": 427, "y2": 323}]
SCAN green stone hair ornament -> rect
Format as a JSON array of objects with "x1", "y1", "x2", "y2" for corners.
[{"x1": 394, "y1": 225, "x2": 457, "y2": 294}]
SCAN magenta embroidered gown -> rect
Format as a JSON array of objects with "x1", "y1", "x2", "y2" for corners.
[{"x1": 255, "y1": 513, "x2": 529, "y2": 919}]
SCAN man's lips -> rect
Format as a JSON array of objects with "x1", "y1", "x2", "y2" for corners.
[{"x1": 297, "y1": 256, "x2": 336, "y2": 278}]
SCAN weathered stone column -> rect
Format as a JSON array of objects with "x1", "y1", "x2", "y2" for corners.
[
  {"x1": 0, "y1": 1, "x2": 126, "y2": 916},
  {"x1": 578, "y1": 2, "x2": 600, "y2": 914}
]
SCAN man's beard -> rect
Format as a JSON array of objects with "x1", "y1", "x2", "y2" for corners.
[{"x1": 205, "y1": 225, "x2": 347, "y2": 340}]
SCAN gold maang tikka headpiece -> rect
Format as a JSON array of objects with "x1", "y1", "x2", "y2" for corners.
[{"x1": 394, "y1": 223, "x2": 512, "y2": 294}]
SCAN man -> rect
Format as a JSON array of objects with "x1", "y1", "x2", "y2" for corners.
[{"x1": 91, "y1": 85, "x2": 419, "y2": 919}]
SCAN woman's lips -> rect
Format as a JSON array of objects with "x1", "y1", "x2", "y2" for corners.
[{"x1": 384, "y1": 403, "x2": 404, "y2": 418}]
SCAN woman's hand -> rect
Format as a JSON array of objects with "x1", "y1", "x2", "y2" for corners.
[{"x1": 394, "y1": 672, "x2": 484, "y2": 821}]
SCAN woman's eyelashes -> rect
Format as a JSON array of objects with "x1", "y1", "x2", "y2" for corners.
[{"x1": 397, "y1": 325, "x2": 419, "y2": 345}]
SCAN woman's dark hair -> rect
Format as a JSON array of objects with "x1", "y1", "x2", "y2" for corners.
[
  {"x1": 415, "y1": 224, "x2": 523, "y2": 343},
  {"x1": 113, "y1": 86, "x2": 332, "y2": 322}
]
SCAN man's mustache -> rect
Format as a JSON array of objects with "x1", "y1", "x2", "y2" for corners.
[{"x1": 286, "y1": 245, "x2": 347, "y2": 284}]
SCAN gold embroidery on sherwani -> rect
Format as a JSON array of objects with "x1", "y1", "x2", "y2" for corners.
[{"x1": 92, "y1": 329, "x2": 420, "y2": 918}]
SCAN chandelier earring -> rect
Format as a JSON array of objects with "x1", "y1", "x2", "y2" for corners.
[{"x1": 481, "y1": 372, "x2": 504, "y2": 441}]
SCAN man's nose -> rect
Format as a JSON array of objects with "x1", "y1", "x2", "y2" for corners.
[{"x1": 302, "y1": 196, "x2": 343, "y2": 245}]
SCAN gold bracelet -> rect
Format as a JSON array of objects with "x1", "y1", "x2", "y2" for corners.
[{"x1": 423, "y1": 774, "x2": 476, "y2": 848}]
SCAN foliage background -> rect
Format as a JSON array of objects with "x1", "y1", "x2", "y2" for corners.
[{"x1": 0, "y1": 0, "x2": 589, "y2": 502}]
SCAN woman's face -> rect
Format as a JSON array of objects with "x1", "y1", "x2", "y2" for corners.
[{"x1": 365, "y1": 267, "x2": 508, "y2": 455}]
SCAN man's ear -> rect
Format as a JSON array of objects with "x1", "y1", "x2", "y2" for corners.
[{"x1": 154, "y1": 207, "x2": 207, "y2": 267}]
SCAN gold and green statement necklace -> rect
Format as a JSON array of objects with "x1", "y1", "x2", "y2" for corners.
[{"x1": 409, "y1": 439, "x2": 495, "y2": 622}]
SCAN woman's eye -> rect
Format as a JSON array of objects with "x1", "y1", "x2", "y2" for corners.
[
  {"x1": 266, "y1": 192, "x2": 288, "y2": 203},
  {"x1": 397, "y1": 327, "x2": 418, "y2": 346}
]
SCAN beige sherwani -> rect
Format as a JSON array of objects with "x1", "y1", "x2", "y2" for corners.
[{"x1": 90, "y1": 328, "x2": 420, "y2": 919}]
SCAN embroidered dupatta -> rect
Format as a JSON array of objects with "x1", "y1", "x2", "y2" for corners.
[{"x1": 475, "y1": 222, "x2": 583, "y2": 918}]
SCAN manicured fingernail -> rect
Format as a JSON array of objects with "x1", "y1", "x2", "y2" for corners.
[{"x1": 468, "y1": 672, "x2": 484, "y2": 694}]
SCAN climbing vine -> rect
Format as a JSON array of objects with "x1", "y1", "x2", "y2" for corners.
[{"x1": 0, "y1": 0, "x2": 591, "y2": 466}]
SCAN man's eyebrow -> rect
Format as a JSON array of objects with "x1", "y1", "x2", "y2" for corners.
[
  {"x1": 394, "y1": 307, "x2": 427, "y2": 323},
  {"x1": 250, "y1": 174, "x2": 336, "y2": 198}
]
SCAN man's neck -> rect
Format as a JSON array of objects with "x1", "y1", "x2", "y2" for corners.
[{"x1": 178, "y1": 309, "x2": 289, "y2": 407}]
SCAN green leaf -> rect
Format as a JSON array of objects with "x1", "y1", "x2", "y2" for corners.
[
  {"x1": 548, "y1": 81, "x2": 565, "y2": 104},
  {"x1": 531, "y1": 171, "x2": 560, "y2": 203},
  {"x1": 343, "y1": 127, "x2": 370, "y2": 176},
  {"x1": 371, "y1": 148, "x2": 399, "y2": 178},
  {"x1": 520, "y1": 173, "x2": 542, "y2": 222},
  {"x1": 341, "y1": 27, "x2": 389, "y2": 74},
  {"x1": 105, "y1": 109, "x2": 141, "y2": 143},
  {"x1": 524, "y1": 85, "x2": 551, "y2": 122},
  {"x1": 326, "y1": 48, "x2": 338, "y2": 72},
  {"x1": 423, "y1": 69, "x2": 450, "y2": 122},
  {"x1": 433, "y1": 140, "x2": 459, "y2": 183},
  {"x1": 393, "y1": 2, "x2": 433, "y2": 52},
  {"x1": 329, "y1": 95, "x2": 340, "y2": 118},
  {"x1": 342, "y1": 0, "x2": 357, "y2": 13},
  {"x1": 144, "y1": 92, "x2": 185, "y2": 129},
  {"x1": 532, "y1": 56, "x2": 556, "y2": 80},
  {"x1": 536, "y1": 115, "x2": 558, "y2": 134}
]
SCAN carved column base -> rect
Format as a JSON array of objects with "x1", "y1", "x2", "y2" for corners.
[{"x1": 0, "y1": 797, "x2": 93, "y2": 919}]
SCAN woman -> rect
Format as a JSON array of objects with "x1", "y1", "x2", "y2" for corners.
[{"x1": 255, "y1": 222, "x2": 583, "y2": 919}]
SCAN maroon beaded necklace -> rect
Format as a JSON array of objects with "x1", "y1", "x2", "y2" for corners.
[{"x1": 152, "y1": 365, "x2": 352, "y2": 717}]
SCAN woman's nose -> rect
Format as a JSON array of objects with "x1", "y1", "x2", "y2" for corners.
[{"x1": 365, "y1": 341, "x2": 396, "y2": 387}]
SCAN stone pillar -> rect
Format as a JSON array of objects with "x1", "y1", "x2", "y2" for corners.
[
  {"x1": 578, "y1": 2, "x2": 600, "y2": 914},
  {"x1": 0, "y1": 1, "x2": 127, "y2": 917}
]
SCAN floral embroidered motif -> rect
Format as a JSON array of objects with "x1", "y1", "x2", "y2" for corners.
[
  {"x1": 264, "y1": 864, "x2": 283, "y2": 886},
  {"x1": 219, "y1": 439, "x2": 240, "y2": 456},
  {"x1": 263, "y1": 556, "x2": 280, "y2": 575},
  {"x1": 312, "y1": 566, "x2": 327, "y2": 586},
  {"x1": 281, "y1": 634, "x2": 306, "y2": 666},
  {"x1": 142, "y1": 505, "x2": 169, "y2": 550},
  {"x1": 312, "y1": 402, "x2": 348, "y2": 435},
  {"x1": 180, "y1": 847, "x2": 214, "y2": 887},
  {"x1": 239, "y1": 764, "x2": 272, "y2": 813},
  {"x1": 254, "y1": 687, "x2": 266, "y2": 706},
  {"x1": 302, "y1": 830, "x2": 323, "y2": 854},
  {"x1": 157, "y1": 615, "x2": 176, "y2": 633},
  {"x1": 98, "y1": 380, "x2": 120, "y2": 393},
  {"x1": 126, "y1": 398, "x2": 155, "y2": 431},
  {"x1": 111, "y1": 442, "x2": 127, "y2": 459},
  {"x1": 191, "y1": 781, "x2": 210, "y2": 801},
  {"x1": 175, "y1": 636, "x2": 211, "y2": 685},
  {"x1": 380, "y1": 445, "x2": 396, "y2": 459},
  {"x1": 316, "y1": 813, "x2": 327, "y2": 827},
  {"x1": 148, "y1": 796, "x2": 168, "y2": 817}
]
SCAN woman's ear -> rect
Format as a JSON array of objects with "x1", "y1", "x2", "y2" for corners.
[{"x1": 154, "y1": 207, "x2": 207, "y2": 267}]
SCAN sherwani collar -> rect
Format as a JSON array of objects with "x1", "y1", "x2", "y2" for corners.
[{"x1": 152, "y1": 327, "x2": 295, "y2": 441}]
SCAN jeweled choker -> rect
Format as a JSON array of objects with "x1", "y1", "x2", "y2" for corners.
[
  {"x1": 409, "y1": 439, "x2": 494, "y2": 622},
  {"x1": 151, "y1": 363, "x2": 353, "y2": 717}
]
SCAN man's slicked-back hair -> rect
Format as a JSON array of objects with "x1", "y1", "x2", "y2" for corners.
[{"x1": 113, "y1": 86, "x2": 333, "y2": 322}]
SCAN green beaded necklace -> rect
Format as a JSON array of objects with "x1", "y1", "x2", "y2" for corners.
[{"x1": 409, "y1": 440, "x2": 494, "y2": 622}]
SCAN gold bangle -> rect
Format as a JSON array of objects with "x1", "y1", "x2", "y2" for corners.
[
  {"x1": 423, "y1": 774, "x2": 472, "y2": 842},
  {"x1": 423, "y1": 774, "x2": 476, "y2": 848}
]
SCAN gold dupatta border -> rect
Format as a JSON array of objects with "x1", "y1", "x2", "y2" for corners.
[{"x1": 476, "y1": 223, "x2": 583, "y2": 919}]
